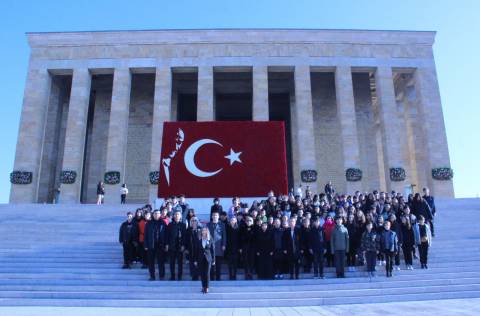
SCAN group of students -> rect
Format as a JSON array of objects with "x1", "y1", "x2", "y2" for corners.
[{"x1": 119, "y1": 184, "x2": 436, "y2": 293}]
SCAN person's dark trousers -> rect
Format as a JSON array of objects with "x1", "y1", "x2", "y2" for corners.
[
  {"x1": 394, "y1": 250, "x2": 401, "y2": 266},
  {"x1": 199, "y1": 257, "x2": 211, "y2": 289},
  {"x1": 121, "y1": 194, "x2": 126, "y2": 204},
  {"x1": 273, "y1": 250, "x2": 284, "y2": 276},
  {"x1": 356, "y1": 248, "x2": 365, "y2": 266},
  {"x1": 346, "y1": 250, "x2": 356, "y2": 267},
  {"x1": 136, "y1": 242, "x2": 145, "y2": 264},
  {"x1": 312, "y1": 251, "x2": 324, "y2": 277},
  {"x1": 148, "y1": 245, "x2": 165, "y2": 279},
  {"x1": 227, "y1": 253, "x2": 238, "y2": 280},
  {"x1": 402, "y1": 245, "x2": 413, "y2": 266},
  {"x1": 302, "y1": 252, "x2": 312, "y2": 273},
  {"x1": 210, "y1": 256, "x2": 223, "y2": 280},
  {"x1": 122, "y1": 242, "x2": 135, "y2": 266},
  {"x1": 325, "y1": 243, "x2": 334, "y2": 267},
  {"x1": 188, "y1": 254, "x2": 199, "y2": 280},
  {"x1": 429, "y1": 220, "x2": 435, "y2": 237},
  {"x1": 419, "y1": 242, "x2": 429, "y2": 265},
  {"x1": 288, "y1": 256, "x2": 300, "y2": 279},
  {"x1": 365, "y1": 250, "x2": 377, "y2": 272},
  {"x1": 334, "y1": 250, "x2": 346, "y2": 277},
  {"x1": 377, "y1": 251, "x2": 384, "y2": 262},
  {"x1": 384, "y1": 251, "x2": 394, "y2": 276},
  {"x1": 244, "y1": 250, "x2": 255, "y2": 280},
  {"x1": 169, "y1": 250, "x2": 183, "y2": 280},
  {"x1": 256, "y1": 253, "x2": 272, "y2": 279}
]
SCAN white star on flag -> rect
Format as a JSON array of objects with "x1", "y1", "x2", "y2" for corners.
[{"x1": 225, "y1": 148, "x2": 242, "y2": 166}]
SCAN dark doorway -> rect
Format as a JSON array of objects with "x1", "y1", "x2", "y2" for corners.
[{"x1": 177, "y1": 93, "x2": 197, "y2": 121}]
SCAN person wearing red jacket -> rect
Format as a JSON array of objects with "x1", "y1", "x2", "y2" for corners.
[{"x1": 323, "y1": 215, "x2": 335, "y2": 267}]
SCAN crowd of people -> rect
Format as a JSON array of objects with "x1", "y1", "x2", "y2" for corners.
[{"x1": 118, "y1": 183, "x2": 436, "y2": 294}]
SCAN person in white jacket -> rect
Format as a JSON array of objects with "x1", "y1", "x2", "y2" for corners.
[
  {"x1": 413, "y1": 215, "x2": 432, "y2": 269},
  {"x1": 120, "y1": 183, "x2": 129, "y2": 204}
]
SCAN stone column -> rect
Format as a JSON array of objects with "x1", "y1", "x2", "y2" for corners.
[
  {"x1": 59, "y1": 68, "x2": 92, "y2": 203},
  {"x1": 197, "y1": 66, "x2": 214, "y2": 121},
  {"x1": 149, "y1": 66, "x2": 172, "y2": 202},
  {"x1": 375, "y1": 67, "x2": 407, "y2": 193},
  {"x1": 414, "y1": 67, "x2": 455, "y2": 197},
  {"x1": 335, "y1": 66, "x2": 362, "y2": 193},
  {"x1": 293, "y1": 65, "x2": 318, "y2": 193},
  {"x1": 10, "y1": 66, "x2": 51, "y2": 203},
  {"x1": 104, "y1": 68, "x2": 132, "y2": 204},
  {"x1": 252, "y1": 66, "x2": 269, "y2": 121}
]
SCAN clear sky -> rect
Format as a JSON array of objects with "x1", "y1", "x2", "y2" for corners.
[{"x1": 0, "y1": 0, "x2": 478, "y2": 202}]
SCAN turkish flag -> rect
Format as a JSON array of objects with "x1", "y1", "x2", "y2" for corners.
[{"x1": 158, "y1": 121, "x2": 288, "y2": 198}]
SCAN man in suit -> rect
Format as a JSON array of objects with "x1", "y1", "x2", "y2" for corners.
[
  {"x1": 283, "y1": 217, "x2": 301, "y2": 279},
  {"x1": 207, "y1": 211, "x2": 227, "y2": 280},
  {"x1": 144, "y1": 210, "x2": 167, "y2": 280},
  {"x1": 167, "y1": 210, "x2": 186, "y2": 280},
  {"x1": 309, "y1": 217, "x2": 326, "y2": 279},
  {"x1": 118, "y1": 212, "x2": 138, "y2": 269}
]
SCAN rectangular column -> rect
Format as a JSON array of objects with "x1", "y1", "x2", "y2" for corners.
[
  {"x1": 59, "y1": 68, "x2": 92, "y2": 203},
  {"x1": 10, "y1": 66, "x2": 52, "y2": 203},
  {"x1": 293, "y1": 65, "x2": 318, "y2": 193},
  {"x1": 375, "y1": 67, "x2": 407, "y2": 193},
  {"x1": 252, "y1": 66, "x2": 269, "y2": 121},
  {"x1": 197, "y1": 66, "x2": 214, "y2": 121},
  {"x1": 335, "y1": 66, "x2": 362, "y2": 193},
  {"x1": 104, "y1": 68, "x2": 132, "y2": 204},
  {"x1": 414, "y1": 67, "x2": 454, "y2": 197},
  {"x1": 149, "y1": 66, "x2": 172, "y2": 202}
]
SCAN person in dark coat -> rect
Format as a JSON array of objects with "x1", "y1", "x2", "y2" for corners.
[
  {"x1": 118, "y1": 212, "x2": 138, "y2": 269},
  {"x1": 380, "y1": 221, "x2": 398, "y2": 277},
  {"x1": 299, "y1": 218, "x2": 312, "y2": 273},
  {"x1": 226, "y1": 217, "x2": 241, "y2": 280},
  {"x1": 207, "y1": 211, "x2": 227, "y2": 280},
  {"x1": 308, "y1": 217, "x2": 326, "y2": 279},
  {"x1": 193, "y1": 227, "x2": 215, "y2": 294},
  {"x1": 96, "y1": 181, "x2": 105, "y2": 205},
  {"x1": 241, "y1": 216, "x2": 256, "y2": 280},
  {"x1": 345, "y1": 214, "x2": 358, "y2": 271},
  {"x1": 185, "y1": 217, "x2": 201, "y2": 280},
  {"x1": 272, "y1": 218, "x2": 285, "y2": 279},
  {"x1": 167, "y1": 210, "x2": 186, "y2": 280},
  {"x1": 144, "y1": 210, "x2": 168, "y2": 280},
  {"x1": 389, "y1": 214, "x2": 403, "y2": 271},
  {"x1": 412, "y1": 193, "x2": 433, "y2": 223},
  {"x1": 210, "y1": 198, "x2": 223, "y2": 220},
  {"x1": 361, "y1": 221, "x2": 379, "y2": 278},
  {"x1": 401, "y1": 215, "x2": 415, "y2": 270},
  {"x1": 255, "y1": 222, "x2": 274, "y2": 279},
  {"x1": 423, "y1": 187, "x2": 436, "y2": 237},
  {"x1": 283, "y1": 217, "x2": 302, "y2": 279}
]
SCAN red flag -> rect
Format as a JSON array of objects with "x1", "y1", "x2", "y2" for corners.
[{"x1": 158, "y1": 121, "x2": 288, "y2": 198}]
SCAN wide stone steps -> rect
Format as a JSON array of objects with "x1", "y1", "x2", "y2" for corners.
[{"x1": 0, "y1": 198, "x2": 478, "y2": 308}]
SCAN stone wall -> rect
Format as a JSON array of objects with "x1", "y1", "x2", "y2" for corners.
[
  {"x1": 352, "y1": 73, "x2": 381, "y2": 192},
  {"x1": 311, "y1": 73, "x2": 345, "y2": 193},
  {"x1": 124, "y1": 74, "x2": 154, "y2": 203}
]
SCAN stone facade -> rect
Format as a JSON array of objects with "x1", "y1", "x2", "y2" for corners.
[{"x1": 10, "y1": 29, "x2": 455, "y2": 203}]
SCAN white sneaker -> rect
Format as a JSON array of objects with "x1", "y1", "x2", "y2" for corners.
[
  {"x1": 382, "y1": 260, "x2": 386, "y2": 265},
  {"x1": 395, "y1": 266, "x2": 401, "y2": 271}
]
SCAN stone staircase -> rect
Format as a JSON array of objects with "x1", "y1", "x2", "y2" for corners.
[{"x1": 0, "y1": 198, "x2": 479, "y2": 307}]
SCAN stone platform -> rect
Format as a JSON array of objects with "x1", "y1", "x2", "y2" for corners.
[{"x1": 0, "y1": 198, "x2": 478, "y2": 313}]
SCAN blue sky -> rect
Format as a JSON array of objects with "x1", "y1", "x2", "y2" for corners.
[{"x1": 0, "y1": 0, "x2": 478, "y2": 202}]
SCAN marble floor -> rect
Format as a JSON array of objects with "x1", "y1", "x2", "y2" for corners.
[{"x1": 1, "y1": 298, "x2": 479, "y2": 316}]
